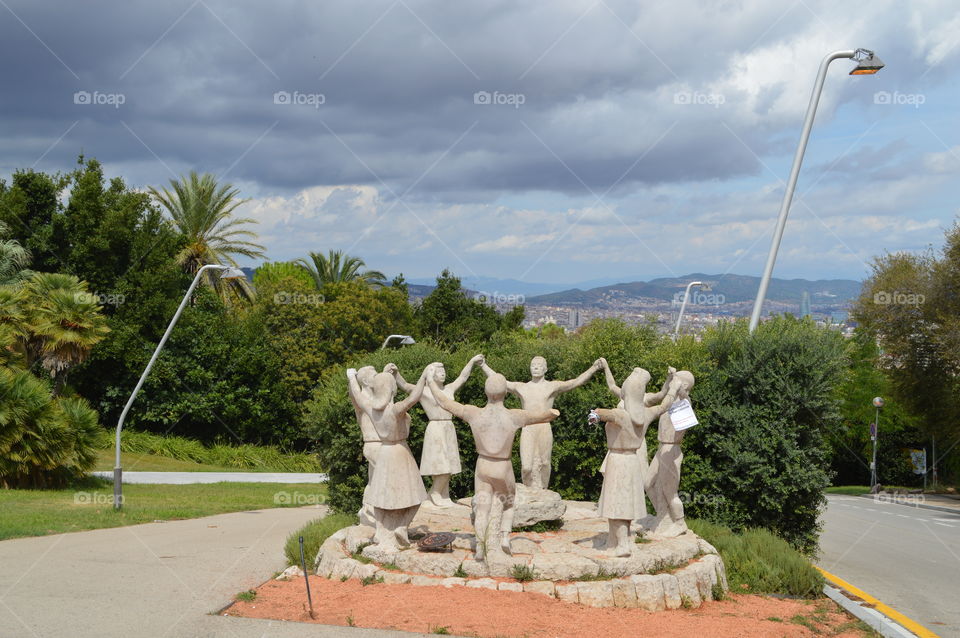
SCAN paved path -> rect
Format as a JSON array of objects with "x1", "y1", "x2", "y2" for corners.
[
  {"x1": 0, "y1": 506, "x2": 422, "y2": 638},
  {"x1": 820, "y1": 494, "x2": 960, "y2": 636},
  {"x1": 91, "y1": 471, "x2": 329, "y2": 484}
]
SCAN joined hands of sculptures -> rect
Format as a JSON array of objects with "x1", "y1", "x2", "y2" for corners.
[
  {"x1": 348, "y1": 354, "x2": 697, "y2": 561},
  {"x1": 481, "y1": 356, "x2": 602, "y2": 490},
  {"x1": 391, "y1": 355, "x2": 484, "y2": 507}
]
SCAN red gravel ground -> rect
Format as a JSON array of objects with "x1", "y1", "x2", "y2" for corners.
[{"x1": 224, "y1": 577, "x2": 873, "y2": 637}]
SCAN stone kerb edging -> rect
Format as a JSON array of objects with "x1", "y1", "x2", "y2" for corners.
[{"x1": 315, "y1": 524, "x2": 729, "y2": 610}]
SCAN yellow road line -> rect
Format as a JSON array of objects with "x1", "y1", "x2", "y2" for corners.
[{"x1": 815, "y1": 565, "x2": 939, "y2": 638}]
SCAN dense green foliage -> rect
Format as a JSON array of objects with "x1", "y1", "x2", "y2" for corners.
[
  {"x1": 306, "y1": 315, "x2": 843, "y2": 551},
  {"x1": 0, "y1": 366, "x2": 101, "y2": 487},
  {"x1": 414, "y1": 270, "x2": 524, "y2": 345},
  {"x1": 688, "y1": 518, "x2": 825, "y2": 597},
  {"x1": 852, "y1": 221, "x2": 960, "y2": 482}
]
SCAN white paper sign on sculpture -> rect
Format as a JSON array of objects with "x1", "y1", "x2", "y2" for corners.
[{"x1": 668, "y1": 398, "x2": 698, "y2": 431}]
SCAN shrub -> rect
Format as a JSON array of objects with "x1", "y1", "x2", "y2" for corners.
[
  {"x1": 0, "y1": 366, "x2": 101, "y2": 488},
  {"x1": 689, "y1": 518, "x2": 825, "y2": 597},
  {"x1": 284, "y1": 513, "x2": 357, "y2": 568}
]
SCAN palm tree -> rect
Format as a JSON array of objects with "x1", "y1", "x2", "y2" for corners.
[
  {"x1": 0, "y1": 221, "x2": 31, "y2": 285},
  {"x1": 20, "y1": 272, "x2": 110, "y2": 395},
  {"x1": 295, "y1": 250, "x2": 386, "y2": 290},
  {"x1": 148, "y1": 171, "x2": 265, "y2": 301}
]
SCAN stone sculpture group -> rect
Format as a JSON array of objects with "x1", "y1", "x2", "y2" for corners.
[{"x1": 347, "y1": 355, "x2": 698, "y2": 558}]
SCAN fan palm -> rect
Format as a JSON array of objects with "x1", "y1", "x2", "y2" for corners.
[
  {"x1": 148, "y1": 172, "x2": 265, "y2": 301},
  {"x1": 295, "y1": 250, "x2": 386, "y2": 290},
  {"x1": 20, "y1": 272, "x2": 110, "y2": 395},
  {"x1": 0, "y1": 221, "x2": 31, "y2": 285}
]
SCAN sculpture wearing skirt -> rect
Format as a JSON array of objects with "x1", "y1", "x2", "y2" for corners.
[
  {"x1": 392, "y1": 355, "x2": 484, "y2": 507},
  {"x1": 646, "y1": 370, "x2": 696, "y2": 538},
  {"x1": 346, "y1": 365, "x2": 381, "y2": 527},
  {"x1": 598, "y1": 360, "x2": 676, "y2": 528},
  {"x1": 594, "y1": 368, "x2": 680, "y2": 556},
  {"x1": 351, "y1": 365, "x2": 431, "y2": 552}
]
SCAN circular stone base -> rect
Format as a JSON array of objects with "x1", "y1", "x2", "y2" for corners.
[{"x1": 314, "y1": 499, "x2": 728, "y2": 610}]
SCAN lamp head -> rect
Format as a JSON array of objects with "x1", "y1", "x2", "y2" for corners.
[
  {"x1": 850, "y1": 48, "x2": 884, "y2": 75},
  {"x1": 218, "y1": 267, "x2": 247, "y2": 280},
  {"x1": 399, "y1": 335, "x2": 416, "y2": 345}
]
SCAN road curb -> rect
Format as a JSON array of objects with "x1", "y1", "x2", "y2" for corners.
[
  {"x1": 815, "y1": 567, "x2": 937, "y2": 637},
  {"x1": 854, "y1": 493, "x2": 960, "y2": 515}
]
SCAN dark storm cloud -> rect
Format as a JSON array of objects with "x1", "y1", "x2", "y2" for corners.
[{"x1": 0, "y1": 0, "x2": 826, "y2": 195}]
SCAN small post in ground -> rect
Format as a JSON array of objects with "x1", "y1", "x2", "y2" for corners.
[{"x1": 298, "y1": 536, "x2": 315, "y2": 619}]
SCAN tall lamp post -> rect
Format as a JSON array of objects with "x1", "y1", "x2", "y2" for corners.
[
  {"x1": 870, "y1": 396, "x2": 884, "y2": 492},
  {"x1": 673, "y1": 281, "x2": 710, "y2": 339},
  {"x1": 113, "y1": 264, "x2": 247, "y2": 510},
  {"x1": 380, "y1": 334, "x2": 415, "y2": 350},
  {"x1": 748, "y1": 48, "x2": 884, "y2": 333}
]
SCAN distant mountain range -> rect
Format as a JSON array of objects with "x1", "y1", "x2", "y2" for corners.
[
  {"x1": 250, "y1": 268, "x2": 861, "y2": 307},
  {"x1": 525, "y1": 273, "x2": 862, "y2": 306},
  {"x1": 407, "y1": 275, "x2": 622, "y2": 297}
]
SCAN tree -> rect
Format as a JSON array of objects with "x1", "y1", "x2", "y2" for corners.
[
  {"x1": 148, "y1": 171, "x2": 264, "y2": 300},
  {"x1": 414, "y1": 269, "x2": 523, "y2": 345},
  {"x1": 1, "y1": 272, "x2": 109, "y2": 395},
  {"x1": 0, "y1": 168, "x2": 69, "y2": 274},
  {"x1": 295, "y1": 250, "x2": 386, "y2": 289},
  {"x1": 852, "y1": 222, "x2": 960, "y2": 455},
  {"x1": 253, "y1": 261, "x2": 313, "y2": 290},
  {"x1": 254, "y1": 275, "x2": 413, "y2": 404},
  {"x1": 831, "y1": 331, "x2": 924, "y2": 486},
  {"x1": 121, "y1": 288, "x2": 301, "y2": 446},
  {"x1": 0, "y1": 221, "x2": 31, "y2": 285}
]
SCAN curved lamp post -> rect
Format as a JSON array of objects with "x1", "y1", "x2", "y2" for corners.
[
  {"x1": 380, "y1": 334, "x2": 416, "y2": 350},
  {"x1": 673, "y1": 281, "x2": 710, "y2": 339},
  {"x1": 113, "y1": 264, "x2": 247, "y2": 509},
  {"x1": 748, "y1": 48, "x2": 884, "y2": 333}
]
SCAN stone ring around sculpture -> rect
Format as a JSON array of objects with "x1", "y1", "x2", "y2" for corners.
[{"x1": 416, "y1": 531, "x2": 456, "y2": 552}]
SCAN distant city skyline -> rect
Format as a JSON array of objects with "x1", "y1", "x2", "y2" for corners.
[{"x1": 2, "y1": 1, "x2": 958, "y2": 283}]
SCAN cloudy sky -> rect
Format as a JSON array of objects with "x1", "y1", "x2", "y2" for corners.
[{"x1": 1, "y1": 0, "x2": 958, "y2": 285}]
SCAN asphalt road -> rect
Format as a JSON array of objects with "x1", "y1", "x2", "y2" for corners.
[{"x1": 820, "y1": 495, "x2": 960, "y2": 636}]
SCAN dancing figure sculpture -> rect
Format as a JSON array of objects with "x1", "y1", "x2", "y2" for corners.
[
  {"x1": 481, "y1": 356, "x2": 601, "y2": 490},
  {"x1": 646, "y1": 370, "x2": 696, "y2": 538},
  {"x1": 594, "y1": 368, "x2": 680, "y2": 556},
  {"x1": 351, "y1": 365, "x2": 431, "y2": 551},
  {"x1": 392, "y1": 355, "x2": 484, "y2": 507},
  {"x1": 427, "y1": 371, "x2": 558, "y2": 560}
]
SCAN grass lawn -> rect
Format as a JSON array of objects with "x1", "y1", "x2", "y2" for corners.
[
  {"x1": 93, "y1": 449, "x2": 239, "y2": 473},
  {"x1": 0, "y1": 479, "x2": 327, "y2": 541}
]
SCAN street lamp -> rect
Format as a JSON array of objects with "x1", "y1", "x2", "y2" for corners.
[
  {"x1": 748, "y1": 48, "x2": 884, "y2": 333},
  {"x1": 870, "y1": 396, "x2": 884, "y2": 492},
  {"x1": 380, "y1": 334, "x2": 415, "y2": 350},
  {"x1": 673, "y1": 281, "x2": 710, "y2": 339},
  {"x1": 113, "y1": 264, "x2": 246, "y2": 510}
]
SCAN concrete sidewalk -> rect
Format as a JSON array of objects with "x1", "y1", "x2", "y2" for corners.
[
  {"x1": 90, "y1": 470, "x2": 329, "y2": 484},
  {"x1": 0, "y1": 506, "x2": 421, "y2": 638}
]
